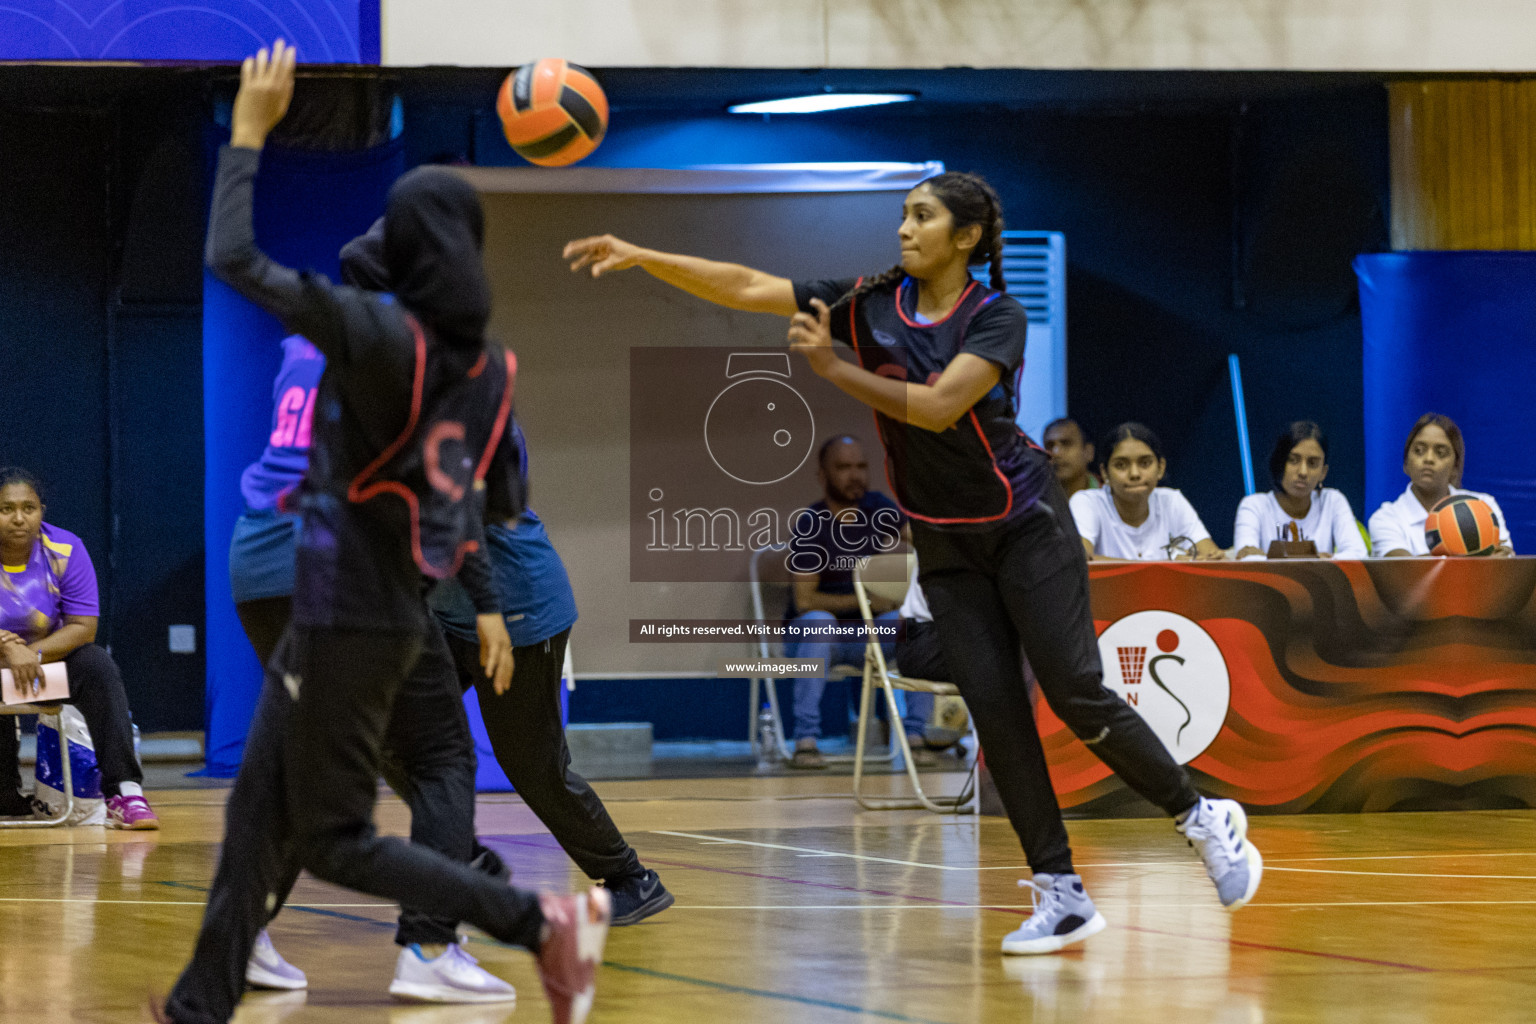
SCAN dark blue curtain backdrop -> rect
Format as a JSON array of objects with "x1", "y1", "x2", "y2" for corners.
[
  {"x1": 454, "y1": 92, "x2": 1386, "y2": 550},
  {"x1": 202, "y1": 138, "x2": 403, "y2": 774},
  {"x1": 1356, "y1": 252, "x2": 1536, "y2": 548},
  {"x1": 1, "y1": 69, "x2": 1388, "y2": 746},
  {"x1": 0, "y1": 1, "x2": 376, "y2": 62}
]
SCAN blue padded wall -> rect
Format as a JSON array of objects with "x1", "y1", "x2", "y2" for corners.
[
  {"x1": 201, "y1": 138, "x2": 404, "y2": 774},
  {"x1": 1356, "y1": 252, "x2": 1536, "y2": 548}
]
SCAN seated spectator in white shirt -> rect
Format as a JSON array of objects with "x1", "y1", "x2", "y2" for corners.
[
  {"x1": 1234, "y1": 421, "x2": 1367, "y2": 559},
  {"x1": 1368, "y1": 412, "x2": 1514, "y2": 557},
  {"x1": 1069, "y1": 422, "x2": 1225, "y2": 561}
]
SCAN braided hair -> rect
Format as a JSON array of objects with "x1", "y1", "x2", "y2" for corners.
[{"x1": 829, "y1": 171, "x2": 1006, "y2": 317}]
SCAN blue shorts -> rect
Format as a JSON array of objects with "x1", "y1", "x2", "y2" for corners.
[{"x1": 228, "y1": 508, "x2": 300, "y2": 604}]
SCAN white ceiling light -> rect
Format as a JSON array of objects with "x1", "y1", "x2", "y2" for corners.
[{"x1": 727, "y1": 93, "x2": 917, "y2": 115}]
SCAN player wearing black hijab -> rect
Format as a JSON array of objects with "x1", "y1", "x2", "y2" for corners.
[
  {"x1": 159, "y1": 42, "x2": 609, "y2": 1024},
  {"x1": 229, "y1": 215, "x2": 534, "y2": 1003}
]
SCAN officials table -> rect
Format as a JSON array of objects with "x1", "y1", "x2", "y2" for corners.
[{"x1": 1041, "y1": 558, "x2": 1536, "y2": 814}]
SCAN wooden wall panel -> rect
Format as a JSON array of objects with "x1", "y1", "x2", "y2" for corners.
[{"x1": 1391, "y1": 79, "x2": 1536, "y2": 250}]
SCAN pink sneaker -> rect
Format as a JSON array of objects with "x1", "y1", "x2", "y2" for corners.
[
  {"x1": 107, "y1": 793, "x2": 159, "y2": 830},
  {"x1": 536, "y1": 887, "x2": 611, "y2": 1024}
]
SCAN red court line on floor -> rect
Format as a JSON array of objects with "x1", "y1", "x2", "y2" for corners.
[
  {"x1": 1100, "y1": 923, "x2": 1432, "y2": 974},
  {"x1": 505, "y1": 833, "x2": 1440, "y2": 975},
  {"x1": 484, "y1": 833, "x2": 961, "y2": 904},
  {"x1": 646, "y1": 855, "x2": 962, "y2": 903},
  {"x1": 651, "y1": 855, "x2": 1431, "y2": 973}
]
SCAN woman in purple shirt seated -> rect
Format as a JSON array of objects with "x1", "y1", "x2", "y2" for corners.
[{"x1": 0, "y1": 467, "x2": 158, "y2": 828}]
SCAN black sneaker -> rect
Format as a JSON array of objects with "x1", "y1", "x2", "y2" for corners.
[
  {"x1": 0, "y1": 788, "x2": 36, "y2": 818},
  {"x1": 605, "y1": 868, "x2": 674, "y2": 927}
]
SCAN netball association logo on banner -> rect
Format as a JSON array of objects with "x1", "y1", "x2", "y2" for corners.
[{"x1": 1098, "y1": 610, "x2": 1230, "y2": 765}]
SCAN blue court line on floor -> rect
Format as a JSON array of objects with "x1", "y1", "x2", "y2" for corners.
[
  {"x1": 633, "y1": 846, "x2": 1444, "y2": 975},
  {"x1": 156, "y1": 880, "x2": 952, "y2": 1023},
  {"x1": 158, "y1": 880, "x2": 398, "y2": 929},
  {"x1": 597, "y1": 961, "x2": 953, "y2": 1023}
]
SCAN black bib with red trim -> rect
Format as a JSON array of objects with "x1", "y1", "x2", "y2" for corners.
[
  {"x1": 346, "y1": 327, "x2": 519, "y2": 580},
  {"x1": 292, "y1": 315, "x2": 523, "y2": 630},
  {"x1": 845, "y1": 279, "x2": 1052, "y2": 529}
]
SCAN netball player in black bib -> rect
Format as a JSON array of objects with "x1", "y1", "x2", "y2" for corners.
[
  {"x1": 564, "y1": 171, "x2": 1261, "y2": 955},
  {"x1": 159, "y1": 44, "x2": 608, "y2": 1024}
]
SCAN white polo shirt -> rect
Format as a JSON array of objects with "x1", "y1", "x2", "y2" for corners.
[
  {"x1": 1367, "y1": 485, "x2": 1514, "y2": 556},
  {"x1": 1233, "y1": 488, "x2": 1367, "y2": 558},
  {"x1": 1070, "y1": 487, "x2": 1212, "y2": 560}
]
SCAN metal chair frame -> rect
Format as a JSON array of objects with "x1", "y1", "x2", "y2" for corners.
[
  {"x1": 746, "y1": 544, "x2": 894, "y2": 763},
  {"x1": 851, "y1": 553, "x2": 978, "y2": 814},
  {"x1": 1, "y1": 703, "x2": 74, "y2": 828}
]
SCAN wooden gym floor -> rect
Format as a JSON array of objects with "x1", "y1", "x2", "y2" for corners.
[{"x1": 2, "y1": 773, "x2": 1534, "y2": 1023}]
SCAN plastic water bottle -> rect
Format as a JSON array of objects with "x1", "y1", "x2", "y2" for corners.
[
  {"x1": 756, "y1": 706, "x2": 779, "y2": 771},
  {"x1": 131, "y1": 722, "x2": 142, "y2": 769}
]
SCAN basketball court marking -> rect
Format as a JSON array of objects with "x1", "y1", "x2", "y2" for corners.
[
  {"x1": 0, "y1": 897, "x2": 394, "y2": 907},
  {"x1": 657, "y1": 899, "x2": 1536, "y2": 910},
  {"x1": 651, "y1": 829, "x2": 973, "y2": 869},
  {"x1": 651, "y1": 829, "x2": 1536, "y2": 874},
  {"x1": 1111, "y1": 922, "x2": 1435, "y2": 973},
  {"x1": 142, "y1": 847, "x2": 1464, "y2": 980},
  {"x1": 148, "y1": 878, "x2": 954, "y2": 1023},
  {"x1": 638, "y1": 850, "x2": 1444, "y2": 973},
  {"x1": 598, "y1": 962, "x2": 953, "y2": 1024},
  {"x1": 9, "y1": 895, "x2": 1536, "y2": 910},
  {"x1": 1267, "y1": 865, "x2": 1536, "y2": 880},
  {"x1": 1266, "y1": 852, "x2": 1536, "y2": 862},
  {"x1": 84, "y1": 825, "x2": 1522, "y2": 1008}
]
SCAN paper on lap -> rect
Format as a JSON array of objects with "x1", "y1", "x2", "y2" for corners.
[{"x1": 0, "y1": 663, "x2": 70, "y2": 706}]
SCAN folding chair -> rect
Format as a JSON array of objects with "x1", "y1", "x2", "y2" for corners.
[
  {"x1": 0, "y1": 704, "x2": 73, "y2": 828},
  {"x1": 851, "y1": 552, "x2": 977, "y2": 813},
  {"x1": 746, "y1": 544, "x2": 891, "y2": 762}
]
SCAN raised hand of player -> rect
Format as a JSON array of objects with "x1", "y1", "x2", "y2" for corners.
[
  {"x1": 231, "y1": 39, "x2": 297, "y2": 150},
  {"x1": 563, "y1": 235, "x2": 645, "y2": 278},
  {"x1": 476, "y1": 612, "x2": 515, "y2": 696},
  {"x1": 788, "y1": 298, "x2": 837, "y2": 377}
]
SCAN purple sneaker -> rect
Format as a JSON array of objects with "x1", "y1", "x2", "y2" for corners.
[
  {"x1": 106, "y1": 794, "x2": 159, "y2": 830},
  {"x1": 247, "y1": 929, "x2": 308, "y2": 990}
]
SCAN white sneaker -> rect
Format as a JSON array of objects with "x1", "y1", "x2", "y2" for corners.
[
  {"x1": 1178, "y1": 797, "x2": 1264, "y2": 909},
  {"x1": 246, "y1": 929, "x2": 308, "y2": 990},
  {"x1": 389, "y1": 941, "x2": 517, "y2": 1004},
  {"x1": 1000, "y1": 874, "x2": 1107, "y2": 955}
]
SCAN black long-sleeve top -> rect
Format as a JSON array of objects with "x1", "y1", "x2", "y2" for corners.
[{"x1": 208, "y1": 145, "x2": 518, "y2": 631}]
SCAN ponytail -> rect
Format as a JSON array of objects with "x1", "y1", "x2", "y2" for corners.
[
  {"x1": 829, "y1": 264, "x2": 906, "y2": 319},
  {"x1": 982, "y1": 196, "x2": 1006, "y2": 293}
]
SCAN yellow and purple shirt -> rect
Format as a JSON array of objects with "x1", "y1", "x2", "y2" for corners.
[{"x1": 0, "y1": 523, "x2": 98, "y2": 644}]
